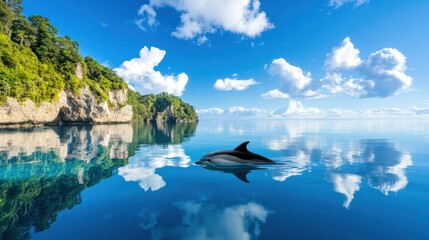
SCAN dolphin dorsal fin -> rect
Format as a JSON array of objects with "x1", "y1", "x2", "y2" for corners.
[{"x1": 234, "y1": 141, "x2": 250, "y2": 153}]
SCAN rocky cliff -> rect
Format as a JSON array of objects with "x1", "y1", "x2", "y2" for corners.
[
  {"x1": 0, "y1": 2, "x2": 197, "y2": 125},
  {"x1": 0, "y1": 88, "x2": 132, "y2": 125}
]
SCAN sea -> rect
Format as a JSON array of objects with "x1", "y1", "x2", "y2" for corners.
[{"x1": 0, "y1": 119, "x2": 428, "y2": 240}]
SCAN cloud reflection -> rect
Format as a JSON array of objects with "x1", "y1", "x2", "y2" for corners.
[
  {"x1": 330, "y1": 174, "x2": 362, "y2": 209},
  {"x1": 142, "y1": 201, "x2": 269, "y2": 240},
  {"x1": 118, "y1": 144, "x2": 190, "y2": 191},
  {"x1": 359, "y1": 140, "x2": 412, "y2": 195},
  {"x1": 265, "y1": 125, "x2": 413, "y2": 208}
]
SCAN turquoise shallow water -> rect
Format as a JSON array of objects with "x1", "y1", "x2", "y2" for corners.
[{"x1": 0, "y1": 119, "x2": 428, "y2": 240}]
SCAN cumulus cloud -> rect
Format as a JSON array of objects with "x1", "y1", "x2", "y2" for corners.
[
  {"x1": 266, "y1": 58, "x2": 324, "y2": 99},
  {"x1": 322, "y1": 37, "x2": 412, "y2": 98},
  {"x1": 198, "y1": 101, "x2": 429, "y2": 119},
  {"x1": 272, "y1": 100, "x2": 324, "y2": 117},
  {"x1": 269, "y1": 58, "x2": 312, "y2": 91},
  {"x1": 198, "y1": 106, "x2": 269, "y2": 119},
  {"x1": 325, "y1": 37, "x2": 362, "y2": 71},
  {"x1": 361, "y1": 48, "x2": 412, "y2": 97},
  {"x1": 136, "y1": 0, "x2": 273, "y2": 42},
  {"x1": 214, "y1": 78, "x2": 257, "y2": 91},
  {"x1": 328, "y1": 0, "x2": 369, "y2": 9},
  {"x1": 261, "y1": 89, "x2": 290, "y2": 99},
  {"x1": 197, "y1": 107, "x2": 225, "y2": 116},
  {"x1": 228, "y1": 106, "x2": 270, "y2": 118},
  {"x1": 115, "y1": 46, "x2": 188, "y2": 96}
]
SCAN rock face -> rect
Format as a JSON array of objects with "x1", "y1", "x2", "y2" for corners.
[
  {"x1": 156, "y1": 105, "x2": 174, "y2": 122},
  {"x1": 0, "y1": 88, "x2": 132, "y2": 125}
]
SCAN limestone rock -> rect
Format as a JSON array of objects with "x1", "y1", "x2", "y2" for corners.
[{"x1": 0, "y1": 88, "x2": 133, "y2": 125}]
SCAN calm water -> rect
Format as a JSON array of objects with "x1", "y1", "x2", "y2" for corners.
[{"x1": 0, "y1": 119, "x2": 428, "y2": 240}]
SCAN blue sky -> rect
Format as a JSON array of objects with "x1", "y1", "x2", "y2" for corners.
[{"x1": 23, "y1": 0, "x2": 429, "y2": 117}]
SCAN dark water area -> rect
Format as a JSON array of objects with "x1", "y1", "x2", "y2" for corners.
[{"x1": 0, "y1": 119, "x2": 428, "y2": 240}]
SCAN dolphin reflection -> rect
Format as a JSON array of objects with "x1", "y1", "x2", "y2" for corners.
[{"x1": 196, "y1": 141, "x2": 276, "y2": 183}]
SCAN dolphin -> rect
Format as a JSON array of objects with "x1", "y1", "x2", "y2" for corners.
[{"x1": 196, "y1": 141, "x2": 275, "y2": 183}]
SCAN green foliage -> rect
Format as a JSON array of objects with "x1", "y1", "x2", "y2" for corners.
[
  {"x1": 0, "y1": 33, "x2": 63, "y2": 104},
  {"x1": 128, "y1": 91, "x2": 198, "y2": 122},
  {"x1": 84, "y1": 56, "x2": 127, "y2": 102},
  {"x1": 0, "y1": 1, "x2": 13, "y2": 36},
  {"x1": 0, "y1": 2, "x2": 127, "y2": 105}
]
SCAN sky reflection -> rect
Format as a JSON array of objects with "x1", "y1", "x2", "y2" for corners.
[{"x1": 141, "y1": 200, "x2": 269, "y2": 240}]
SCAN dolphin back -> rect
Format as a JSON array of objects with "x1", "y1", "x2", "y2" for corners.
[
  {"x1": 234, "y1": 141, "x2": 251, "y2": 153},
  {"x1": 233, "y1": 141, "x2": 275, "y2": 164}
]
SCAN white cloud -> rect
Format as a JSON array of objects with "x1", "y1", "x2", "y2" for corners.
[
  {"x1": 267, "y1": 58, "x2": 324, "y2": 99},
  {"x1": 361, "y1": 48, "x2": 412, "y2": 97},
  {"x1": 321, "y1": 72, "x2": 344, "y2": 94},
  {"x1": 322, "y1": 38, "x2": 412, "y2": 98},
  {"x1": 197, "y1": 107, "x2": 225, "y2": 116},
  {"x1": 269, "y1": 58, "x2": 312, "y2": 91},
  {"x1": 214, "y1": 78, "x2": 257, "y2": 91},
  {"x1": 261, "y1": 89, "x2": 290, "y2": 99},
  {"x1": 197, "y1": 35, "x2": 208, "y2": 45},
  {"x1": 115, "y1": 46, "x2": 188, "y2": 96},
  {"x1": 411, "y1": 106, "x2": 429, "y2": 115},
  {"x1": 197, "y1": 106, "x2": 270, "y2": 119},
  {"x1": 137, "y1": 0, "x2": 273, "y2": 41},
  {"x1": 328, "y1": 0, "x2": 369, "y2": 9},
  {"x1": 325, "y1": 37, "x2": 362, "y2": 71},
  {"x1": 228, "y1": 106, "x2": 267, "y2": 116},
  {"x1": 136, "y1": 4, "x2": 157, "y2": 31},
  {"x1": 228, "y1": 106, "x2": 269, "y2": 117},
  {"x1": 118, "y1": 144, "x2": 190, "y2": 191},
  {"x1": 272, "y1": 100, "x2": 324, "y2": 117},
  {"x1": 197, "y1": 102, "x2": 429, "y2": 120}
]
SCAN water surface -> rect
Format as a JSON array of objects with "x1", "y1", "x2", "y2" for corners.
[{"x1": 0, "y1": 119, "x2": 428, "y2": 240}]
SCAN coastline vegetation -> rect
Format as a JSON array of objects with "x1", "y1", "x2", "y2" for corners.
[{"x1": 0, "y1": 0, "x2": 197, "y2": 122}]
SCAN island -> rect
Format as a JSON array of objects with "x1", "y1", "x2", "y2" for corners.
[{"x1": 0, "y1": 0, "x2": 198, "y2": 125}]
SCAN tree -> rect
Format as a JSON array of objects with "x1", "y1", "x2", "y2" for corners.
[
  {"x1": 11, "y1": 16, "x2": 35, "y2": 47},
  {"x1": 3, "y1": 0, "x2": 22, "y2": 14},
  {"x1": 28, "y1": 15, "x2": 59, "y2": 62},
  {"x1": 0, "y1": 1, "x2": 13, "y2": 36}
]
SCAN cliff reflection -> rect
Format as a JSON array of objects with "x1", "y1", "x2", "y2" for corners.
[
  {"x1": 118, "y1": 122, "x2": 197, "y2": 191},
  {"x1": 0, "y1": 122, "x2": 197, "y2": 240},
  {"x1": 0, "y1": 124, "x2": 132, "y2": 240}
]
